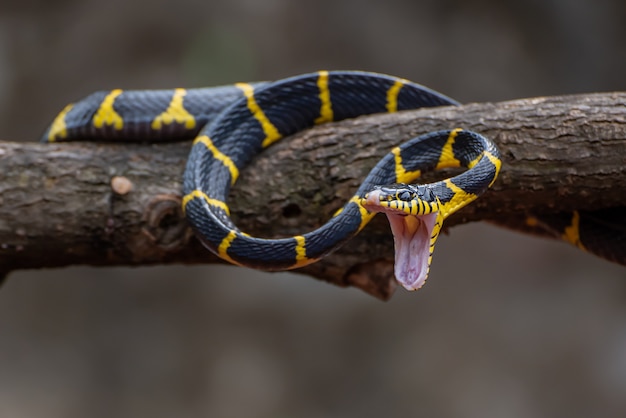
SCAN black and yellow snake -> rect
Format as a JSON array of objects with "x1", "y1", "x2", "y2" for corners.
[{"x1": 42, "y1": 70, "x2": 623, "y2": 290}]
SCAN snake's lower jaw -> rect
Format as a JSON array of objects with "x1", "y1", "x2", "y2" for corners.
[
  {"x1": 385, "y1": 212, "x2": 439, "y2": 291},
  {"x1": 361, "y1": 191, "x2": 440, "y2": 291}
]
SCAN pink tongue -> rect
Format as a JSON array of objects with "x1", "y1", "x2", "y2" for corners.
[{"x1": 384, "y1": 213, "x2": 438, "y2": 291}]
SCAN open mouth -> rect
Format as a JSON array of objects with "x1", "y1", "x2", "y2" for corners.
[{"x1": 361, "y1": 189, "x2": 439, "y2": 291}]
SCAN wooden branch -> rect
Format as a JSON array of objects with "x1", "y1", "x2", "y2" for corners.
[{"x1": 1, "y1": 93, "x2": 624, "y2": 299}]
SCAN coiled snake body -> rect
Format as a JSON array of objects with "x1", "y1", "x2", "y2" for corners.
[{"x1": 43, "y1": 71, "x2": 623, "y2": 290}]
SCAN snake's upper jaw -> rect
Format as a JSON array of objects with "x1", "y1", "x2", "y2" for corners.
[{"x1": 361, "y1": 189, "x2": 441, "y2": 291}]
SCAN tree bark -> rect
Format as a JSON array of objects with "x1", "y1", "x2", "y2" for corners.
[{"x1": 1, "y1": 92, "x2": 624, "y2": 299}]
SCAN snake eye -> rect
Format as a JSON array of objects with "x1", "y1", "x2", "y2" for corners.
[{"x1": 397, "y1": 190, "x2": 413, "y2": 201}]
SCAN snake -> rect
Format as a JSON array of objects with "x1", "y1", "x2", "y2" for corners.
[{"x1": 42, "y1": 70, "x2": 620, "y2": 290}]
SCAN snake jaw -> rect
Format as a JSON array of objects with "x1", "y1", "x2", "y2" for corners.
[
  {"x1": 361, "y1": 189, "x2": 440, "y2": 291},
  {"x1": 387, "y1": 212, "x2": 439, "y2": 290}
]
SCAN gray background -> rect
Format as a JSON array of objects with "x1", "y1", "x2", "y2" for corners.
[{"x1": 1, "y1": 0, "x2": 625, "y2": 417}]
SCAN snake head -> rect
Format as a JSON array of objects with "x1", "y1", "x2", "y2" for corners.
[{"x1": 360, "y1": 184, "x2": 443, "y2": 291}]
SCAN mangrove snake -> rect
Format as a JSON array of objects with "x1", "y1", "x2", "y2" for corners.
[{"x1": 41, "y1": 71, "x2": 623, "y2": 290}]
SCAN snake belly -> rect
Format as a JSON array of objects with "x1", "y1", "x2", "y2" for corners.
[{"x1": 42, "y1": 70, "x2": 503, "y2": 283}]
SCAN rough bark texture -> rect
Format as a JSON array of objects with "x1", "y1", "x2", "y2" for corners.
[{"x1": 1, "y1": 93, "x2": 624, "y2": 299}]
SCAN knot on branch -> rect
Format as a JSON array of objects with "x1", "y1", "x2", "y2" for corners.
[{"x1": 141, "y1": 194, "x2": 191, "y2": 252}]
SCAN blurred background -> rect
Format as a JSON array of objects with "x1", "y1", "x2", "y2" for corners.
[{"x1": 1, "y1": 0, "x2": 625, "y2": 416}]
